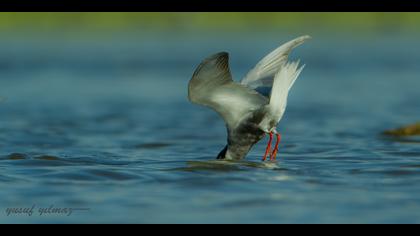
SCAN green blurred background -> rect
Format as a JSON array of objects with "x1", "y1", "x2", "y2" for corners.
[{"x1": 0, "y1": 12, "x2": 419, "y2": 36}]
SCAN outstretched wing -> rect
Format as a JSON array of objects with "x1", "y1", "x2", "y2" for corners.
[
  {"x1": 268, "y1": 61, "x2": 305, "y2": 123},
  {"x1": 188, "y1": 52, "x2": 268, "y2": 130},
  {"x1": 240, "y1": 35, "x2": 310, "y2": 95}
]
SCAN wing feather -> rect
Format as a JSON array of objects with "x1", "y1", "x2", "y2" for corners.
[
  {"x1": 188, "y1": 52, "x2": 268, "y2": 130},
  {"x1": 241, "y1": 35, "x2": 310, "y2": 92}
]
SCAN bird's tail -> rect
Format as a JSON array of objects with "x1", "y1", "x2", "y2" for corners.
[{"x1": 269, "y1": 61, "x2": 305, "y2": 117}]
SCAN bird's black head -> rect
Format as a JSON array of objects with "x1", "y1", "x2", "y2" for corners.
[{"x1": 216, "y1": 145, "x2": 228, "y2": 159}]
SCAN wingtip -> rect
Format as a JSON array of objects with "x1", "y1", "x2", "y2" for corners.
[
  {"x1": 296, "y1": 35, "x2": 312, "y2": 43},
  {"x1": 202, "y1": 51, "x2": 230, "y2": 71},
  {"x1": 302, "y1": 35, "x2": 312, "y2": 40},
  {"x1": 205, "y1": 52, "x2": 229, "y2": 61},
  {"x1": 275, "y1": 35, "x2": 311, "y2": 53}
]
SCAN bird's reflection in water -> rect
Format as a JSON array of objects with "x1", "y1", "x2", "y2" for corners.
[{"x1": 173, "y1": 159, "x2": 282, "y2": 172}]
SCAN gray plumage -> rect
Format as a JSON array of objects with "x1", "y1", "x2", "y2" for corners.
[{"x1": 188, "y1": 36, "x2": 310, "y2": 160}]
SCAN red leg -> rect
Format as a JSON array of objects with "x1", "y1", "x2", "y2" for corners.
[
  {"x1": 262, "y1": 132, "x2": 273, "y2": 161},
  {"x1": 270, "y1": 133, "x2": 281, "y2": 161}
]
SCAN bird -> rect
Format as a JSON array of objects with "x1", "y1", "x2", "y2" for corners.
[{"x1": 188, "y1": 35, "x2": 310, "y2": 161}]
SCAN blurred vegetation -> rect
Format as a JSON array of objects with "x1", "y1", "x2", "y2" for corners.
[
  {"x1": 0, "y1": 12, "x2": 419, "y2": 35},
  {"x1": 383, "y1": 122, "x2": 420, "y2": 136}
]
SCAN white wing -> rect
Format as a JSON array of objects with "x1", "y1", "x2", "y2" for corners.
[
  {"x1": 269, "y1": 61, "x2": 305, "y2": 122},
  {"x1": 188, "y1": 52, "x2": 268, "y2": 130},
  {"x1": 240, "y1": 35, "x2": 310, "y2": 92}
]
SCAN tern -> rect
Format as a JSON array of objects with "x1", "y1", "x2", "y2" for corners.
[{"x1": 188, "y1": 35, "x2": 310, "y2": 161}]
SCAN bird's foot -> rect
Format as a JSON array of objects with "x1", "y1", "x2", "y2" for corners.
[
  {"x1": 269, "y1": 132, "x2": 281, "y2": 161},
  {"x1": 262, "y1": 132, "x2": 273, "y2": 161}
]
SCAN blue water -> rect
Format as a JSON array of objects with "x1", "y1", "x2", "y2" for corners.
[{"x1": 0, "y1": 32, "x2": 420, "y2": 223}]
